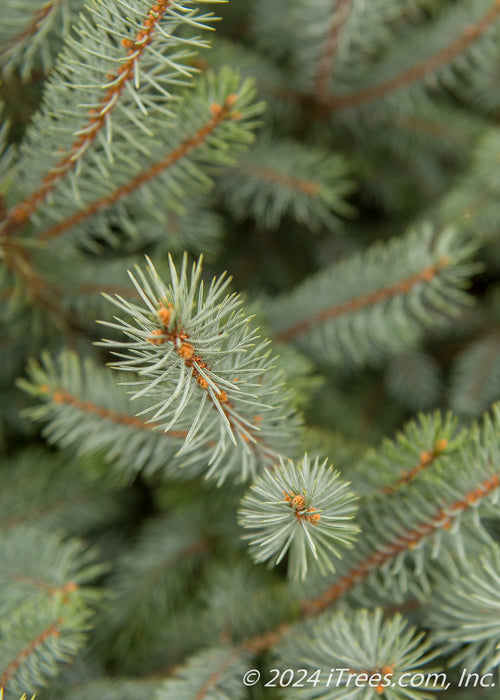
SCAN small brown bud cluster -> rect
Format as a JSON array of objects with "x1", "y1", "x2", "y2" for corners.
[
  {"x1": 146, "y1": 302, "x2": 174, "y2": 346},
  {"x1": 146, "y1": 300, "x2": 231, "y2": 404},
  {"x1": 283, "y1": 491, "x2": 321, "y2": 524}
]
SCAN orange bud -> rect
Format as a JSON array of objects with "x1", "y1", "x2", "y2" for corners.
[
  {"x1": 306, "y1": 507, "x2": 321, "y2": 523},
  {"x1": 178, "y1": 342, "x2": 195, "y2": 361},
  {"x1": 147, "y1": 328, "x2": 166, "y2": 345},
  {"x1": 157, "y1": 304, "x2": 172, "y2": 326},
  {"x1": 225, "y1": 93, "x2": 238, "y2": 107},
  {"x1": 419, "y1": 450, "x2": 432, "y2": 465},
  {"x1": 210, "y1": 103, "x2": 223, "y2": 117},
  {"x1": 292, "y1": 495, "x2": 306, "y2": 510},
  {"x1": 420, "y1": 265, "x2": 436, "y2": 282},
  {"x1": 435, "y1": 439, "x2": 448, "y2": 452}
]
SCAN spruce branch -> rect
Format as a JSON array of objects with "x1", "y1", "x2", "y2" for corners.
[
  {"x1": 34, "y1": 72, "x2": 262, "y2": 247},
  {"x1": 0, "y1": 0, "x2": 85, "y2": 80},
  {"x1": 217, "y1": 134, "x2": 355, "y2": 230},
  {"x1": 1, "y1": 0, "x2": 219, "y2": 235},
  {"x1": 0, "y1": 529, "x2": 101, "y2": 698},
  {"x1": 200, "y1": 558, "x2": 295, "y2": 643},
  {"x1": 0, "y1": 600, "x2": 92, "y2": 698},
  {"x1": 302, "y1": 407, "x2": 500, "y2": 616},
  {"x1": 4, "y1": 2, "x2": 500, "y2": 697},
  {"x1": 0, "y1": 240, "x2": 63, "y2": 317},
  {"x1": 277, "y1": 608, "x2": 435, "y2": 700},
  {"x1": 0, "y1": 527, "x2": 103, "y2": 618},
  {"x1": 427, "y1": 542, "x2": 500, "y2": 673},
  {"x1": 291, "y1": 0, "x2": 437, "y2": 101},
  {"x1": 20, "y1": 350, "x2": 192, "y2": 482},
  {"x1": 239, "y1": 453, "x2": 359, "y2": 581},
  {"x1": 356, "y1": 412, "x2": 462, "y2": 496},
  {"x1": 0, "y1": 246, "x2": 145, "y2": 342},
  {"x1": 155, "y1": 646, "x2": 251, "y2": 700},
  {"x1": 268, "y1": 225, "x2": 476, "y2": 366},
  {"x1": 99, "y1": 254, "x2": 301, "y2": 483},
  {"x1": 325, "y1": 0, "x2": 500, "y2": 111},
  {"x1": 313, "y1": 0, "x2": 353, "y2": 101}
]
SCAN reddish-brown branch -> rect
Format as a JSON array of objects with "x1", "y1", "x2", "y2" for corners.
[
  {"x1": 244, "y1": 165, "x2": 320, "y2": 196},
  {"x1": 156, "y1": 468, "x2": 498, "y2": 672},
  {"x1": 1, "y1": 0, "x2": 57, "y2": 55},
  {"x1": 314, "y1": 0, "x2": 353, "y2": 102},
  {"x1": 380, "y1": 439, "x2": 448, "y2": 495},
  {"x1": 193, "y1": 650, "x2": 242, "y2": 700},
  {"x1": 392, "y1": 114, "x2": 469, "y2": 143},
  {"x1": 11, "y1": 576, "x2": 79, "y2": 599},
  {"x1": 40, "y1": 385, "x2": 188, "y2": 438},
  {"x1": 37, "y1": 98, "x2": 237, "y2": 241},
  {"x1": 243, "y1": 622, "x2": 294, "y2": 655},
  {"x1": 326, "y1": 1, "x2": 500, "y2": 111},
  {"x1": 154, "y1": 644, "x2": 246, "y2": 697},
  {"x1": 302, "y1": 471, "x2": 500, "y2": 616},
  {"x1": 276, "y1": 258, "x2": 447, "y2": 343},
  {"x1": 240, "y1": 470, "x2": 500, "y2": 656},
  {"x1": 0, "y1": 619, "x2": 63, "y2": 688},
  {"x1": 145, "y1": 303, "x2": 273, "y2": 458},
  {"x1": 4, "y1": 0, "x2": 173, "y2": 230}
]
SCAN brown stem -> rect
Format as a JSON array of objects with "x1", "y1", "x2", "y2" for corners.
[
  {"x1": 240, "y1": 469, "x2": 500, "y2": 655},
  {"x1": 143, "y1": 305, "x2": 275, "y2": 460},
  {"x1": 243, "y1": 165, "x2": 320, "y2": 196},
  {"x1": 314, "y1": 0, "x2": 353, "y2": 102},
  {"x1": 41, "y1": 385, "x2": 187, "y2": 438},
  {"x1": 275, "y1": 259, "x2": 447, "y2": 343},
  {"x1": 37, "y1": 98, "x2": 237, "y2": 241},
  {"x1": 326, "y1": 1, "x2": 500, "y2": 111},
  {"x1": 193, "y1": 650, "x2": 241, "y2": 700},
  {"x1": 391, "y1": 114, "x2": 469, "y2": 143},
  {"x1": 0, "y1": 619, "x2": 63, "y2": 688},
  {"x1": 3, "y1": 0, "x2": 174, "y2": 231},
  {"x1": 302, "y1": 471, "x2": 500, "y2": 616},
  {"x1": 11, "y1": 575, "x2": 79, "y2": 598},
  {"x1": 379, "y1": 439, "x2": 448, "y2": 495}
]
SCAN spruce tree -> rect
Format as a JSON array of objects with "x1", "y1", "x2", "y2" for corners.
[{"x1": 2, "y1": 1, "x2": 500, "y2": 698}]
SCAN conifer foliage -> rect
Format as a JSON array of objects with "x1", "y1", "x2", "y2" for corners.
[{"x1": 3, "y1": 1, "x2": 500, "y2": 699}]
